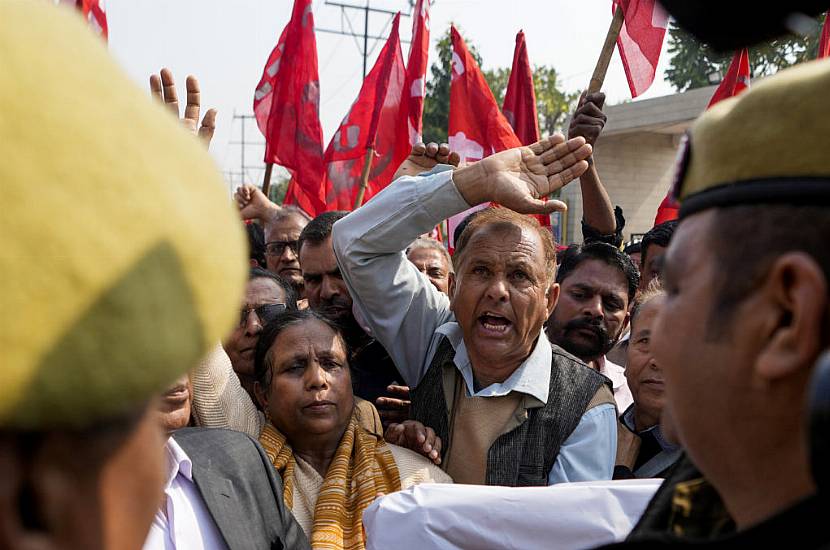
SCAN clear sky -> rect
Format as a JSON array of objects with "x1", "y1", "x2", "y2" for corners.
[{"x1": 106, "y1": 0, "x2": 675, "y2": 189}]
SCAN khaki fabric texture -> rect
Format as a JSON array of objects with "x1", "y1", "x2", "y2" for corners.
[
  {"x1": 680, "y1": 58, "x2": 830, "y2": 200},
  {"x1": 0, "y1": 2, "x2": 246, "y2": 428}
]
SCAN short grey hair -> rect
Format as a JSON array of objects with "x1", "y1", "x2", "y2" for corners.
[{"x1": 406, "y1": 237, "x2": 453, "y2": 273}]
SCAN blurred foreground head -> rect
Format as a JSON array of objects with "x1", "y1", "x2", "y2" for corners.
[
  {"x1": 655, "y1": 58, "x2": 830, "y2": 529},
  {"x1": 0, "y1": 3, "x2": 246, "y2": 549}
]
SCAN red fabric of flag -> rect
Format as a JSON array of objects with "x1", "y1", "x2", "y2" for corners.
[
  {"x1": 322, "y1": 14, "x2": 408, "y2": 211},
  {"x1": 503, "y1": 31, "x2": 540, "y2": 146},
  {"x1": 614, "y1": 0, "x2": 668, "y2": 98},
  {"x1": 405, "y1": 0, "x2": 430, "y2": 144},
  {"x1": 502, "y1": 31, "x2": 549, "y2": 228},
  {"x1": 653, "y1": 194, "x2": 679, "y2": 226},
  {"x1": 708, "y1": 49, "x2": 750, "y2": 108},
  {"x1": 254, "y1": 0, "x2": 325, "y2": 217},
  {"x1": 447, "y1": 26, "x2": 523, "y2": 249},
  {"x1": 819, "y1": 12, "x2": 830, "y2": 59},
  {"x1": 77, "y1": 0, "x2": 108, "y2": 40},
  {"x1": 448, "y1": 26, "x2": 521, "y2": 165}
]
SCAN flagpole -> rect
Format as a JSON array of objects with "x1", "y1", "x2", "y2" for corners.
[
  {"x1": 588, "y1": 5, "x2": 624, "y2": 93},
  {"x1": 353, "y1": 147, "x2": 374, "y2": 210},
  {"x1": 262, "y1": 162, "x2": 274, "y2": 199}
]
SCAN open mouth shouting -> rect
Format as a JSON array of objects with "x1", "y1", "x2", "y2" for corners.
[{"x1": 477, "y1": 311, "x2": 513, "y2": 337}]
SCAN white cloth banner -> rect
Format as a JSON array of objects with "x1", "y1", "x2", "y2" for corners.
[{"x1": 363, "y1": 479, "x2": 661, "y2": 550}]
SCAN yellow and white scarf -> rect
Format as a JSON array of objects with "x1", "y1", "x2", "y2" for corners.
[{"x1": 260, "y1": 413, "x2": 401, "y2": 549}]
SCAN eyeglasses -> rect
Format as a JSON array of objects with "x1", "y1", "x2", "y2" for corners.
[
  {"x1": 264, "y1": 240, "x2": 299, "y2": 257},
  {"x1": 239, "y1": 303, "x2": 287, "y2": 327}
]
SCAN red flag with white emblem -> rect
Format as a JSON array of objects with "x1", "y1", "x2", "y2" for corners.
[
  {"x1": 322, "y1": 14, "x2": 408, "y2": 212},
  {"x1": 448, "y1": 27, "x2": 550, "y2": 247},
  {"x1": 708, "y1": 49, "x2": 750, "y2": 108},
  {"x1": 405, "y1": 0, "x2": 430, "y2": 144},
  {"x1": 614, "y1": 0, "x2": 668, "y2": 98},
  {"x1": 254, "y1": 0, "x2": 326, "y2": 216},
  {"x1": 818, "y1": 12, "x2": 830, "y2": 59}
]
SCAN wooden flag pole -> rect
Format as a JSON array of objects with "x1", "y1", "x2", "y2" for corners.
[
  {"x1": 262, "y1": 162, "x2": 274, "y2": 199},
  {"x1": 588, "y1": 5, "x2": 625, "y2": 93},
  {"x1": 353, "y1": 147, "x2": 374, "y2": 210}
]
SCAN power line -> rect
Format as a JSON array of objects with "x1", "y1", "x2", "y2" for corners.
[{"x1": 317, "y1": 1, "x2": 415, "y2": 78}]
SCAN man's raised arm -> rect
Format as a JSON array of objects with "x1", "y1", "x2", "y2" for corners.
[{"x1": 332, "y1": 136, "x2": 592, "y2": 387}]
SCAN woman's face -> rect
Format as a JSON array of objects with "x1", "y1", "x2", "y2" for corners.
[{"x1": 259, "y1": 319, "x2": 354, "y2": 445}]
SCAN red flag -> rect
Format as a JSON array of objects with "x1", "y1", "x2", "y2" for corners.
[
  {"x1": 503, "y1": 31, "x2": 540, "y2": 146},
  {"x1": 653, "y1": 49, "x2": 751, "y2": 226},
  {"x1": 614, "y1": 0, "x2": 669, "y2": 98},
  {"x1": 447, "y1": 27, "x2": 524, "y2": 248},
  {"x1": 405, "y1": 0, "x2": 430, "y2": 144},
  {"x1": 254, "y1": 0, "x2": 325, "y2": 216},
  {"x1": 448, "y1": 26, "x2": 521, "y2": 164},
  {"x1": 62, "y1": 0, "x2": 107, "y2": 40},
  {"x1": 502, "y1": 31, "x2": 550, "y2": 228},
  {"x1": 322, "y1": 14, "x2": 408, "y2": 211},
  {"x1": 708, "y1": 49, "x2": 750, "y2": 108},
  {"x1": 819, "y1": 13, "x2": 830, "y2": 59},
  {"x1": 653, "y1": 194, "x2": 679, "y2": 226}
]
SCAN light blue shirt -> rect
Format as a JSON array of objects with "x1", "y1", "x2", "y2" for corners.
[{"x1": 332, "y1": 168, "x2": 617, "y2": 484}]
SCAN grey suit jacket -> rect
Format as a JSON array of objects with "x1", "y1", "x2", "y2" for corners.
[{"x1": 172, "y1": 428, "x2": 310, "y2": 550}]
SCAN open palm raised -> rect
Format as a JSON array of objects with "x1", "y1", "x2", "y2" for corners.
[{"x1": 454, "y1": 134, "x2": 592, "y2": 215}]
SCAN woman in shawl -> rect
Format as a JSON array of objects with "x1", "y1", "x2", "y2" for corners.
[{"x1": 253, "y1": 309, "x2": 451, "y2": 549}]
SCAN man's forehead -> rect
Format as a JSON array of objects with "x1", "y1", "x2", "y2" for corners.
[
  {"x1": 267, "y1": 216, "x2": 307, "y2": 240},
  {"x1": 564, "y1": 259, "x2": 628, "y2": 295},
  {"x1": 466, "y1": 223, "x2": 543, "y2": 258},
  {"x1": 664, "y1": 211, "x2": 714, "y2": 277},
  {"x1": 299, "y1": 239, "x2": 337, "y2": 270},
  {"x1": 246, "y1": 277, "x2": 284, "y2": 304},
  {"x1": 409, "y1": 247, "x2": 447, "y2": 265}
]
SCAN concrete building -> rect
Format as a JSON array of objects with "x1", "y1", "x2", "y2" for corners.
[{"x1": 557, "y1": 84, "x2": 717, "y2": 244}]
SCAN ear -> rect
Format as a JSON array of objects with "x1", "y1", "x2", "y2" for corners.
[
  {"x1": 756, "y1": 253, "x2": 828, "y2": 381},
  {"x1": 0, "y1": 441, "x2": 65, "y2": 550},
  {"x1": 253, "y1": 380, "x2": 269, "y2": 412},
  {"x1": 545, "y1": 281, "x2": 560, "y2": 317},
  {"x1": 621, "y1": 309, "x2": 631, "y2": 337}
]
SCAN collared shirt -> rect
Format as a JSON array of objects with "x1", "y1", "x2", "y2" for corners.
[
  {"x1": 597, "y1": 355, "x2": 634, "y2": 412},
  {"x1": 143, "y1": 438, "x2": 228, "y2": 550},
  {"x1": 333, "y1": 168, "x2": 617, "y2": 484},
  {"x1": 621, "y1": 405, "x2": 678, "y2": 455}
]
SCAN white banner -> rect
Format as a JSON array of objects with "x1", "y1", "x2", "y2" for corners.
[{"x1": 363, "y1": 479, "x2": 661, "y2": 550}]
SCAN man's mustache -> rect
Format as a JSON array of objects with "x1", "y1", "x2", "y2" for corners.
[
  {"x1": 319, "y1": 296, "x2": 352, "y2": 315},
  {"x1": 563, "y1": 317, "x2": 610, "y2": 342}
]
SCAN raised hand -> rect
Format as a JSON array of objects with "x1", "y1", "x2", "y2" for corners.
[
  {"x1": 452, "y1": 134, "x2": 592, "y2": 215},
  {"x1": 234, "y1": 184, "x2": 280, "y2": 223},
  {"x1": 392, "y1": 142, "x2": 462, "y2": 182},
  {"x1": 384, "y1": 420, "x2": 442, "y2": 465},
  {"x1": 569, "y1": 92, "x2": 607, "y2": 148},
  {"x1": 150, "y1": 68, "x2": 217, "y2": 146}
]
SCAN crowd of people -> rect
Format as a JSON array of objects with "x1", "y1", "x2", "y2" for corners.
[{"x1": 3, "y1": 1, "x2": 829, "y2": 549}]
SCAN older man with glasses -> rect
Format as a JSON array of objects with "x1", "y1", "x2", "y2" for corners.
[
  {"x1": 223, "y1": 268, "x2": 296, "y2": 400},
  {"x1": 264, "y1": 207, "x2": 312, "y2": 299}
]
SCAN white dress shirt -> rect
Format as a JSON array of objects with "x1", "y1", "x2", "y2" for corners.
[
  {"x1": 597, "y1": 355, "x2": 634, "y2": 412},
  {"x1": 332, "y1": 167, "x2": 617, "y2": 484},
  {"x1": 143, "y1": 438, "x2": 228, "y2": 550}
]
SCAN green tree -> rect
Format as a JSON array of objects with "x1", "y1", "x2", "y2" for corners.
[
  {"x1": 422, "y1": 27, "x2": 579, "y2": 143},
  {"x1": 665, "y1": 18, "x2": 825, "y2": 92},
  {"x1": 267, "y1": 175, "x2": 291, "y2": 204}
]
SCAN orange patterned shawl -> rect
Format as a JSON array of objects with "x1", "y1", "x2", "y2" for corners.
[{"x1": 259, "y1": 413, "x2": 401, "y2": 549}]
